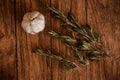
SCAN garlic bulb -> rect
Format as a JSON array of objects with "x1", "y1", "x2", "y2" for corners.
[{"x1": 21, "y1": 11, "x2": 45, "y2": 34}]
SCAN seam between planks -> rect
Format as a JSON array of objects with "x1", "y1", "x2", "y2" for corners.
[{"x1": 14, "y1": 0, "x2": 18, "y2": 80}]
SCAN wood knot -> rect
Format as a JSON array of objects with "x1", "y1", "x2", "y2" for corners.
[{"x1": 0, "y1": 32, "x2": 4, "y2": 39}]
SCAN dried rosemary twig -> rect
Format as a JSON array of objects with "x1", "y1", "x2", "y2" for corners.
[
  {"x1": 48, "y1": 7, "x2": 109, "y2": 64},
  {"x1": 48, "y1": 30, "x2": 77, "y2": 47},
  {"x1": 34, "y1": 47, "x2": 78, "y2": 71}
]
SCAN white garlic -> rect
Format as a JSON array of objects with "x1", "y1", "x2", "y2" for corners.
[{"x1": 21, "y1": 11, "x2": 45, "y2": 34}]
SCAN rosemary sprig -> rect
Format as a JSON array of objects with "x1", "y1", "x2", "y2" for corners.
[
  {"x1": 48, "y1": 7, "x2": 109, "y2": 64},
  {"x1": 48, "y1": 30, "x2": 77, "y2": 46},
  {"x1": 34, "y1": 47, "x2": 78, "y2": 71}
]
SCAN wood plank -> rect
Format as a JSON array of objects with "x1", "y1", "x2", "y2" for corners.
[
  {"x1": 51, "y1": 0, "x2": 86, "y2": 80},
  {"x1": 70, "y1": 0, "x2": 87, "y2": 80},
  {"x1": 51, "y1": 1, "x2": 66, "y2": 80},
  {"x1": 0, "y1": 0, "x2": 17, "y2": 80},
  {"x1": 87, "y1": 0, "x2": 120, "y2": 80},
  {"x1": 16, "y1": 0, "x2": 51, "y2": 80},
  {"x1": 51, "y1": 1, "x2": 71, "y2": 80}
]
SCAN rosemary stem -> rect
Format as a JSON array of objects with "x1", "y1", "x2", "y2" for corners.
[{"x1": 34, "y1": 48, "x2": 78, "y2": 70}]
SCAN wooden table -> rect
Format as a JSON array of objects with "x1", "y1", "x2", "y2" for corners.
[{"x1": 0, "y1": 0, "x2": 119, "y2": 80}]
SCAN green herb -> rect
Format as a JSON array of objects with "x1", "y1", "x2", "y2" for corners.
[
  {"x1": 34, "y1": 47, "x2": 78, "y2": 71},
  {"x1": 48, "y1": 7, "x2": 109, "y2": 64}
]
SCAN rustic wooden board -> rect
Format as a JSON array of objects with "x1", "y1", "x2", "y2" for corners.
[{"x1": 0, "y1": 0, "x2": 119, "y2": 80}]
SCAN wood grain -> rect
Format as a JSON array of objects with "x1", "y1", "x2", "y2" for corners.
[
  {"x1": 16, "y1": 0, "x2": 51, "y2": 80},
  {"x1": 0, "y1": 0, "x2": 119, "y2": 80},
  {"x1": 51, "y1": 0, "x2": 72, "y2": 80},
  {"x1": 87, "y1": 0, "x2": 120, "y2": 80},
  {"x1": 0, "y1": 0, "x2": 17, "y2": 80},
  {"x1": 51, "y1": 0, "x2": 87, "y2": 80}
]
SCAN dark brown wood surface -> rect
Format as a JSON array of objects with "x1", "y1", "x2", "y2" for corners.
[{"x1": 0, "y1": 0, "x2": 119, "y2": 80}]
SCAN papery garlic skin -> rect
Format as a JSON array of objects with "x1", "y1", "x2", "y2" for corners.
[{"x1": 21, "y1": 11, "x2": 45, "y2": 34}]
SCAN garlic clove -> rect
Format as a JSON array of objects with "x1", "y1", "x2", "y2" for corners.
[
  {"x1": 30, "y1": 11, "x2": 40, "y2": 20},
  {"x1": 21, "y1": 11, "x2": 45, "y2": 34}
]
